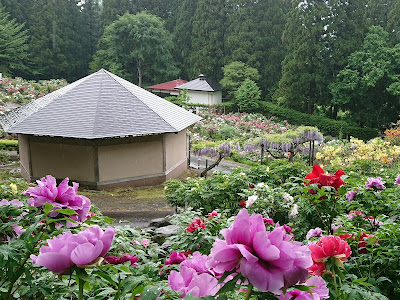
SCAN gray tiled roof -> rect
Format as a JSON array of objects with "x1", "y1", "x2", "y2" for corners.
[
  {"x1": 1, "y1": 69, "x2": 201, "y2": 139},
  {"x1": 176, "y1": 74, "x2": 222, "y2": 92}
]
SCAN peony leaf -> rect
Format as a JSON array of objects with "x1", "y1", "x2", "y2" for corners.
[{"x1": 53, "y1": 208, "x2": 78, "y2": 215}]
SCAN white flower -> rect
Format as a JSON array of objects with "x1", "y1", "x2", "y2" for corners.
[
  {"x1": 289, "y1": 204, "x2": 299, "y2": 217},
  {"x1": 256, "y1": 182, "x2": 266, "y2": 188},
  {"x1": 283, "y1": 192, "x2": 294, "y2": 203},
  {"x1": 246, "y1": 195, "x2": 258, "y2": 208}
]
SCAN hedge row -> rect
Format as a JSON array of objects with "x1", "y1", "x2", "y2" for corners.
[
  {"x1": 215, "y1": 101, "x2": 377, "y2": 141},
  {"x1": 0, "y1": 140, "x2": 18, "y2": 151}
]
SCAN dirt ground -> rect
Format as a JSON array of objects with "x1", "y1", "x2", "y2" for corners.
[{"x1": 81, "y1": 170, "x2": 197, "y2": 227}]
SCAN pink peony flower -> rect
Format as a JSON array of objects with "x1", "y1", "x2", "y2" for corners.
[
  {"x1": 165, "y1": 251, "x2": 187, "y2": 265},
  {"x1": 104, "y1": 254, "x2": 138, "y2": 266},
  {"x1": 278, "y1": 276, "x2": 329, "y2": 300},
  {"x1": 31, "y1": 225, "x2": 114, "y2": 274},
  {"x1": 208, "y1": 209, "x2": 312, "y2": 294},
  {"x1": 346, "y1": 190, "x2": 359, "y2": 201},
  {"x1": 0, "y1": 199, "x2": 26, "y2": 239},
  {"x1": 308, "y1": 235, "x2": 351, "y2": 275},
  {"x1": 365, "y1": 177, "x2": 386, "y2": 190},
  {"x1": 186, "y1": 218, "x2": 206, "y2": 233},
  {"x1": 168, "y1": 266, "x2": 219, "y2": 298},
  {"x1": 208, "y1": 211, "x2": 218, "y2": 218},
  {"x1": 142, "y1": 238, "x2": 149, "y2": 247},
  {"x1": 395, "y1": 174, "x2": 400, "y2": 187},
  {"x1": 304, "y1": 165, "x2": 345, "y2": 193},
  {"x1": 86, "y1": 212, "x2": 97, "y2": 219},
  {"x1": 306, "y1": 227, "x2": 323, "y2": 240},
  {"x1": 24, "y1": 176, "x2": 91, "y2": 224}
]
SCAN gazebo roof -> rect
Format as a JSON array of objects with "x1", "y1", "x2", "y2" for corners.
[
  {"x1": 1, "y1": 69, "x2": 201, "y2": 139},
  {"x1": 147, "y1": 78, "x2": 188, "y2": 91},
  {"x1": 176, "y1": 74, "x2": 222, "y2": 92}
]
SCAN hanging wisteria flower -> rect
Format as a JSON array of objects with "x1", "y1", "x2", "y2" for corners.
[
  {"x1": 207, "y1": 209, "x2": 312, "y2": 294},
  {"x1": 306, "y1": 227, "x2": 323, "y2": 240},
  {"x1": 308, "y1": 235, "x2": 351, "y2": 276},
  {"x1": 365, "y1": 177, "x2": 386, "y2": 190},
  {"x1": 395, "y1": 174, "x2": 400, "y2": 187},
  {"x1": 304, "y1": 165, "x2": 345, "y2": 193},
  {"x1": 277, "y1": 276, "x2": 329, "y2": 300},
  {"x1": 31, "y1": 225, "x2": 115, "y2": 274},
  {"x1": 24, "y1": 175, "x2": 91, "y2": 224}
]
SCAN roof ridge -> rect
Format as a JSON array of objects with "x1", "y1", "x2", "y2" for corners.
[
  {"x1": 92, "y1": 71, "x2": 104, "y2": 138},
  {"x1": 105, "y1": 70, "x2": 176, "y2": 131}
]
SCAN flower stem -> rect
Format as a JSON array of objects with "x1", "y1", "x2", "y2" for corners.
[
  {"x1": 332, "y1": 270, "x2": 339, "y2": 297},
  {"x1": 244, "y1": 284, "x2": 253, "y2": 300},
  {"x1": 78, "y1": 277, "x2": 84, "y2": 300}
]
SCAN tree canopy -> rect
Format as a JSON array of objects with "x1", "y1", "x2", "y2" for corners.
[
  {"x1": 0, "y1": 5, "x2": 28, "y2": 75},
  {"x1": 91, "y1": 12, "x2": 178, "y2": 87}
]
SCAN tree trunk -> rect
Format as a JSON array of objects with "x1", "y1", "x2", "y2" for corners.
[{"x1": 137, "y1": 59, "x2": 143, "y2": 87}]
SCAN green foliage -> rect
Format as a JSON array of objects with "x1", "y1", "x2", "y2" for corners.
[
  {"x1": 91, "y1": 12, "x2": 179, "y2": 87},
  {"x1": 259, "y1": 101, "x2": 378, "y2": 140},
  {"x1": 330, "y1": 26, "x2": 400, "y2": 129},
  {"x1": 234, "y1": 79, "x2": 261, "y2": 112},
  {"x1": 220, "y1": 61, "x2": 260, "y2": 99},
  {"x1": 0, "y1": 139, "x2": 18, "y2": 151},
  {"x1": 0, "y1": 5, "x2": 28, "y2": 75}
]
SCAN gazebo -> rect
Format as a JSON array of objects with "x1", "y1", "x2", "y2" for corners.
[{"x1": 0, "y1": 69, "x2": 201, "y2": 189}]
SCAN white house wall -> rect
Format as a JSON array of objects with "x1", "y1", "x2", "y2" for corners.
[{"x1": 187, "y1": 90, "x2": 222, "y2": 105}]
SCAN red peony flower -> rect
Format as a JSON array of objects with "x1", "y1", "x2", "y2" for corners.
[
  {"x1": 239, "y1": 200, "x2": 247, "y2": 208},
  {"x1": 304, "y1": 165, "x2": 345, "y2": 193},
  {"x1": 186, "y1": 218, "x2": 206, "y2": 233},
  {"x1": 358, "y1": 232, "x2": 377, "y2": 254},
  {"x1": 308, "y1": 235, "x2": 351, "y2": 275}
]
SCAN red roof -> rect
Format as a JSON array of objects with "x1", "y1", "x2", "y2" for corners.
[{"x1": 147, "y1": 78, "x2": 188, "y2": 91}]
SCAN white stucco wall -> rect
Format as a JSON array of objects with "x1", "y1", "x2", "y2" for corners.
[{"x1": 186, "y1": 90, "x2": 222, "y2": 105}]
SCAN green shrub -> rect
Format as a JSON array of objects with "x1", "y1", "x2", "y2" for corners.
[
  {"x1": 258, "y1": 102, "x2": 377, "y2": 140},
  {"x1": 0, "y1": 140, "x2": 18, "y2": 151}
]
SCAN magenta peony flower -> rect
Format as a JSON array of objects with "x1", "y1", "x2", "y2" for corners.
[
  {"x1": 104, "y1": 254, "x2": 138, "y2": 266},
  {"x1": 180, "y1": 251, "x2": 217, "y2": 276},
  {"x1": 395, "y1": 174, "x2": 400, "y2": 187},
  {"x1": 207, "y1": 209, "x2": 312, "y2": 294},
  {"x1": 165, "y1": 251, "x2": 187, "y2": 265},
  {"x1": 277, "y1": 276, "x2": 329, "y2": 300},
  {"x1": 168, "y1": 266, "x2": 219, "y2": 298},
  {"x1": 31, "y1": 225, "x2": 115, "y2": 274},
  {"x1": 24, "y1": 176, "x2": 91, "y2": 224},
  {"x1": 365, "y1": 177, "x2": 386, "y2": 190}
]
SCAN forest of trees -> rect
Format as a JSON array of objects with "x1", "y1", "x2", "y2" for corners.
[{"x1": 0, "y1": 0, "x2": 400, "y2": 130}]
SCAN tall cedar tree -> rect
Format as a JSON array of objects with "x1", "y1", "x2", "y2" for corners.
[
  {"x1": 278, "y1": 0, "x2": 369, "y2": 115},
  {"x1": 101, "y1": 0, "x2": 176, "y2": 27},
  {"x1": 28, "y1": 0, "x2": 91, "y2": 81},
  {"x1": 91, "y1": 12, "x2": 178, "y2": 87},
  {"x1": 0, "y1": 0, "x2": 31, "y2": 28},
  {"x1": 170, "y1": 0, "x2": 198, "y2": 80},
  {"x1": 189, "y1": 0, "x2": 227, "y2": 81},
  {"x1": 387, "y1": 0, "x2": 400, "y2": 44},
  {"x1": 225, "y1": 0, "x2": 290, "y2": 97},
  {"x1": 0, "y1": 5, "x2": 29, "y2": 75}
]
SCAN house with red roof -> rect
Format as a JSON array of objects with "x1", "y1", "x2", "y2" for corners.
[{"x1": 147, "y1": 78, "x2": 188, "y2": 97}]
